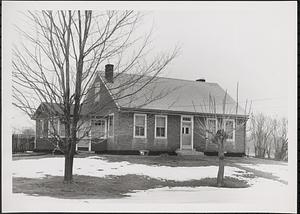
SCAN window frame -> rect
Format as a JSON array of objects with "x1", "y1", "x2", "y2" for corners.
[
  {"x1": 133, "y1": 113, "x2": 147, "y2": 138},
  {"x1": 223, "y1": 118, "x2": 235, "y2": 142},
  {"x1": 48, "y1": 118, "x2": 59, "y2": 138},
  {"x1": 155, "y1": 115, "x2": 168, "y2": 139},
  {"x1": 206, "y1": 118, "x2": 218, "y2": 142},
  {"x1": 91, "y1": 118, "x2": 107, "y2": 139}
]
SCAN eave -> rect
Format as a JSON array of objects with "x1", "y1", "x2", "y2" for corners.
[{"x1": 119, "y1": 107, "x2": 249, "y2": 119}]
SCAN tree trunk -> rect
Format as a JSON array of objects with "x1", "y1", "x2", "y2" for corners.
[
  {"x1": 217, "y1": 139, "x2": 225, "y2": 187},
  {"x1": 64, "y1": 153, "x2": 74, "y2": 183},
  {"x1": 63, "y1": 131, "x2": 76, "y2": 183}
]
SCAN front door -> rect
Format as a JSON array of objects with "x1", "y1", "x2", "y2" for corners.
[{"x1": 181, "y1": 116, "x2": 193, "y2": 149}]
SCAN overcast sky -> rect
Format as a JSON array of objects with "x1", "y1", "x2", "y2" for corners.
[{"x1": 3, "y1": 2, "x2": 296, "y2": 131}]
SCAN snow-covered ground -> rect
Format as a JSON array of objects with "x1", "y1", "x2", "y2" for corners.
[
  {"x1": 12, "y1": 156, "x2": 251, "y2": 181},
  {"x1": 9, "y1": 178, "x2": 290, "y2": 212},
  {"x1": 7, "y1": 155, "x2": 293, "y2": 212}
]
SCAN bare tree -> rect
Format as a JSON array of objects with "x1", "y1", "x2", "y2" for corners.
[
  {"x1": 249, "y1": 113, "x2": 273, "y2": 158},
  {"x1": 193, "y1": 84, "x2": 251, "y2": 187},
  {"x1": 248, "y1": 114, "x2": 288, "y2": 161},
  {"x1": 12, "y1": 10, "x2": 178, "y2": 183},
  {"x1": 273, "y1": 118, "x2": 288, "y2": 161}
]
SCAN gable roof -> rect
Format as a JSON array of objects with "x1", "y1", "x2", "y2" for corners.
[
  {"x1": 33, "y1": 73, "x2": 248, "y2": 119},
  {"x1": 99, "y1": 72, "x2": 247, "y2": 117},
  {"x1": 32, "y1": 103, "x2": 72, "y2": 119}
]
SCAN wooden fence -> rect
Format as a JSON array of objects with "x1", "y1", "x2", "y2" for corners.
[{"x1": 12, "y1": 134, "x2": 35, "y2": 153}]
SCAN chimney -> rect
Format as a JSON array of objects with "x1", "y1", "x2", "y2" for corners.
[
  {"x1": 105, "y1": 64, "x2": 114, "y2": 83},
  {"x1": 196, "y1": 78, "x2": 206, "y2": 82}
]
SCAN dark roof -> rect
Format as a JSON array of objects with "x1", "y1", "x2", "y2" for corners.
[
  {"x1": 32, "y1": 103, "x2": 74, "y2": 119},
  {"x1": 100, "y1": 72, "x2": 247, "y2": 116}
]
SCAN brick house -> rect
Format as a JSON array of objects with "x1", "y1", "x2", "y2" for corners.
[{"x1": 33, "y1": 64, "x2": 248, "y2": 155}]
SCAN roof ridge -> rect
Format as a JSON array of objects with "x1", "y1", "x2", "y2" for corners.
[
  {"x1": 155, "y1": 75, "x2": 217, "y2": 84},
  {"x1": 99, "y1": 70, "x2": 217, "y2": 84}
]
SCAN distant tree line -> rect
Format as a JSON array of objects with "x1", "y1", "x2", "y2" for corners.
[{"x1": 248, "y1": 113, "x2": 288, "y2": 161}]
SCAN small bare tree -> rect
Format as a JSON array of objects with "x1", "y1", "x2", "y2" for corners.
[
  {"x1": 193, "y1": 83, "x2": 251, "y2": 187},
  {"x1": 12, "y1": 10, "x2": 179, "y2": 183}
]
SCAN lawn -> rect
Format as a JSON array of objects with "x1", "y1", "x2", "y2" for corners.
[{"x1": 13, "y1": 175, "x2": 249, "y2": 199}]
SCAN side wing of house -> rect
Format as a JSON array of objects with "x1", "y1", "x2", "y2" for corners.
[
  {"x1": 34, "y1": 105, "x2": 65, "y2": 151},
  {"x1": 77, "y1": 74, "x2": 119, "y2": 152},
  {"x1": 33, "y1": 74, "x2": 120, "y2": 152}
]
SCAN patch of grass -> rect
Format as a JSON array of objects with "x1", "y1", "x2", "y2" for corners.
[
  {"x1": 13, "y1": 174, "x2": 249, "y2": 199},
  {"x1": 93, "y1": 154, "x2": 220, "y2": 167},
  {"x1": 12, "y1": 154, "x2": 56, "y2": 161},
  {"x1": 226, "y1": 156, "x2": 287, "y2": 166}
]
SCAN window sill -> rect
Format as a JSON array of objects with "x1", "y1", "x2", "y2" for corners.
[
  {"x1": 155, "y1": 137, "x2": 167, "y2": 139},
  {"x1": 134, "y1": 136, "x2": 147, "y2": 139}
]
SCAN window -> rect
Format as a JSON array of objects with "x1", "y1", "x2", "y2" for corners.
[
  {"x1": 134, "y1": 114, "x2": 147, "y2": 138},
  {"x1": 182, "y1": 117, "x2": 191, "y2": 121},
  {"x1": 39, "y1": 119, "x2": 44, "y2": 138},
  {"x1": 48, "y1": 118, "x2": 59, "y2": 137},
  {"x1": 224, "y1": 119, "x2": 235, "y2": 141},
  {"x1": 95, "y1": 82, "x2": 100, "y2": 102},
  {"x1": 91, "y1": 119, "x2": 106, "y2": 139},
  {"x1": 185, "y1": 127, "x2": 189, "y2": 134},
  {"x1": 59, "y1": 120, "x2": 65, "y2": 137},
  {"x1": 155, "y1": 115, "x2": 167, "y2": 138},
  {"x1": 108, "y1": 114, "x2": 114, "y2": 137},
  {"x1": 182, "y1": 126, "x2": 190, "y2": 134},
  {"x1": 207, "y1": 118, "x2": 217, "y2": 141}
]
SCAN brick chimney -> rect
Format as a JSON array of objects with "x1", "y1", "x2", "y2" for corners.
[
  {"x1": 105, "y1": 64, "x2": 114, "y2": 83},
  {"x1": 196, "y1": 78, "x2": 206, "y2": 82}
]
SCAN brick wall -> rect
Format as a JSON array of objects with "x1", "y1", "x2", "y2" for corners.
[
  {"x1": 92, "y1": 139, "x2": 107, "y2": 151},
  {"x1": 233, "y1": 119, "x2": 246, "y2": 153},
  {"x1": 94, "y1": 111, "x2": 246, "y2": 154},
  {"x1": 193, "y1": 116, "x2": 246, "y2": 153},
  {"x1": 193, "y1": 116, "x2": 206, "y2": 151},
  {"x1": 111, "y1": 112, "x2": 181, "y2": 152},
  {"x1": 35, "y1": 138, "x2": 56, "y2": 151},
  {"x1": 84, "y1": 75, "x2": 118, "y2": 116}
]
